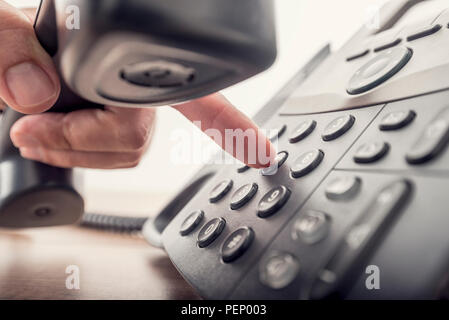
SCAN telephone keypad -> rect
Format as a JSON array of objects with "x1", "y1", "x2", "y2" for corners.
[{"x1": 163, "y1": 89, "x2": 449, "y2": 300}]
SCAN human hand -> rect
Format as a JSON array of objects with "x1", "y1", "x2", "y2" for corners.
[{"x1": 0, "y1": 2, "x2": 275, "y2": 169}]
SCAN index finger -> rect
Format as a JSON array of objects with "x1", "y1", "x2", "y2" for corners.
[{"x1": 172, "y1": 93, "x2": 276, "y2": 168}]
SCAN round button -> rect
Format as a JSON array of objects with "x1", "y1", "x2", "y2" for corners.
[
  {"x1": 379, "y1": 110, "x2": 416, "y2": 131},
  {"x1": 230, "y1": 183, "x2": 258, "y2": 210},
  {"x1": 257, "y1": 186, "x2": 291, "y2": 218},
  {"x1": 290, "y1": 149, "x2": 324, "y2": 178},
  {"x1": 221, "y1": 227, "x2": 254, "y2": 263},
  {"x1": 405, "y1": 107, "x2": 449, "y2": 164},
  {"x1": 347, "y1": 46, "x2": 413, "y2": 95},
  {"x1": 322, "y1": 115, "x2": 355, "y2": 141},
  {"x1": 197, "y1": 218, "x2": 226, "y2": 248},
  {"x1": 268, "y1": 125, "x2": 287, "y2": 142},
  {"x1": 292, "y1": 210, "x2": 330, "y2": 244},
  {"x1": 289, "y1": 120, "x2": 316, "y2": 143},
  {"x1": 260, "y1": 151, "x2": 289, "y2": 176},
  {"x1": 209, "y1": 179, "x2": 233, "y2": 203},
  {"x1": 179, "y1": 210, "x2": 204, "y2": 236},
  {"x1": 121, "y1": 60, "x2": 195, "y2": 87},
  {"x1": 354, "y1": 141, "x2": 390, "y2": 163},
  {"x1": 325, "y1": 176, "x2": 362, "y2": 200},
  {"x1": 259, "y1": 252, "x2": 300, "y2": 290}
]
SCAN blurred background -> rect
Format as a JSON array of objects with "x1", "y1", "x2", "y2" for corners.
[{"x1": 9, "y1": 0, "x2": 392, "y2": 216}]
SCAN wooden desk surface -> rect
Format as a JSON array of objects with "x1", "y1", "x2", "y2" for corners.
[{"x1": 0, "y1": 192, "x2": 201, "y2": 300}]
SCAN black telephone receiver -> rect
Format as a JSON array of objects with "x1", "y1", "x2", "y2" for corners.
[{"x1": 0, "y1": 0, "x2": 276, "y2": 228}]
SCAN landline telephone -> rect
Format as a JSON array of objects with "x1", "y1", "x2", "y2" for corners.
[
  {"x1": 141, "y1": 0, "x2": 449, "y2": 299},
  {"x1": 0, "y1": 0, "x2": 448, "y2": 300}
]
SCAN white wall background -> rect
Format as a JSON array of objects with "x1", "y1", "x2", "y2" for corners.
[{"x1": 8, "y1": 0, "x2": 393, "y2": 214}]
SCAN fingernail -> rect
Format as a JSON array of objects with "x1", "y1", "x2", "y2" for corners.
[
  {"x1": 11, "y1": 133, "x2": 40, "y2": 148},
  {"x1": 19, "y1": 147, "x2": 43, "y2": 161},
  {"x1": 5, "y1": 62, "x2": 56, "y2": 108}
]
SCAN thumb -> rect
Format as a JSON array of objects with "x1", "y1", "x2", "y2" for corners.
[{"x1": 0, "y1": 2, "x2": 60, "y2": 114}]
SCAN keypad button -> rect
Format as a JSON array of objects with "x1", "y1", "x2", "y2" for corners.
[
  {"x1": 310, "y1": 179, "x2": 412, "y2": 299},
  {"x1": 322, "y1": 115, "x2": 355, "y2": 141},
  {"x1": 230, "y1": 183, "x2": 258, "y2": 210},
  {"x1": 259, "y1": 252, "x2": 300, "y2": 289},
  {"x1": 406, "y1": 107, "x2": 449, "y2": 164},
  {"x1": 221, "y1": 227, "x2": 254, "y2": 263},
  {"x1": 179, "y1": 210, "x2": 204, "y2": 236},
  {"x1": 354, "y1": 141, "x2": 390, "y2": 163},
  {"x1": 325, "y1": 176, "x2": 361, "y2": 200},
  {"x1": 268, "y1": 124, "x2": 287, "y2": 142},
  {"x1": 289, "y1": 120, "x2": 316, "y2": 143},
  {"x1": 290, "y1": 149, "x2": 324, "y2": 178},
  {"x1": 407, "y1": 24, "x2": 442, "y2": 42},
  {"x1": 292, "y1": 210, "x2": 330, "y2": 244},
  {"x1": 379, "y1": 110, "x2": 416, "y2": 131},
  {"x1": 257, "y1": 186, "x2": 291, "y2": 218},
  {"x1": 197, "y1": 218, "x2": 226, "y2": 248},
  {"x1": 347, "y1": 47, "x2": 412, "y2": 95},
  {"x1": 209, "y1": 179, "x2": 233, "y2": 203},
  {"x1": 260, "y1": 151, "x2": 289, "y2": 176},
  {"x1": 346, "y1": 49, "x2": 370, "y2": 62},
  {"x1": 373, "y1": 38, "x2": 402, "y2": 52},
  {"x1": 237, "y1": 164, "x2": 250, "y2": 173}
]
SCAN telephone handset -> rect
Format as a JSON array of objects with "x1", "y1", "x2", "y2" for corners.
[
  {"x1": 0, "y1": 0, "x2": 276, "y2": 228},
  {"x1": 142, "y1": 0, "x2": 449, "y2": 299}
]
